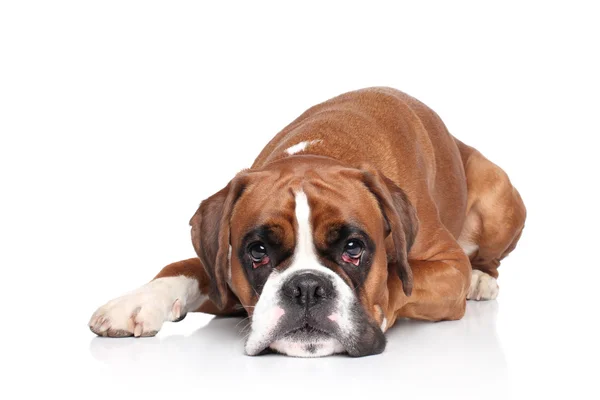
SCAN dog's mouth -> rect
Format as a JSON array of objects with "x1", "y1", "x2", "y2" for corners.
[
  {"x1": 245, "y1": 317, "x2": 345, "y2": 357},
  {"x1": 284, "y1": 323, "x2": 332, "y2": 338},
  {"x1": 245, "y1": 304, "x2": 388, "y2": 357},
  {"x1": 266, "y1": 322, "x2": 346, "y2": 357}
]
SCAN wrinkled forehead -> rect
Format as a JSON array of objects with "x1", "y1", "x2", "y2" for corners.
[{"x1": 229, "y1": 168, "x2": 385, "y2": 244}]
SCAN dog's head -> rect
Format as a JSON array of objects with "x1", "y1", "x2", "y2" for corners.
[{"x1": 190, "y1": 156, "x2": 418, "y2": 357}]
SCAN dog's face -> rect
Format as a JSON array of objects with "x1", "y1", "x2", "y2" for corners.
[{"x1": 190, "y1": 157, "x2": 417, "y2": 357}]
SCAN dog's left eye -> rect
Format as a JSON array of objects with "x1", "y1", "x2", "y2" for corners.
[
  {"x1": 342, "y1": 240, "x2": 363, "y2": 266},
  {"x1": 249, "y1": 242, "x2": 270, "y2": 268}
]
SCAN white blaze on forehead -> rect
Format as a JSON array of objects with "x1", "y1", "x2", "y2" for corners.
[
  {"x1": 285, "y1": 140, "x2": 322, "y2": 155},
  {"x1": 293, "y1": 191, "x2": 314, "y2": 263},
  {"x1": 290, "y1": 191, "x2": 356, "y2": 337},
  {"x1": 244, "y1": 190, "x2": 357, "y2": 357}
]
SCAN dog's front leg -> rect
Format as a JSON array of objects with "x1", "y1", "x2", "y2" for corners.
[
  {"x1": 88, "y1": 258, "x2": 239, "y2": 337},
  {"x1": 391, "y1": 233, "x2": 472, "y2": 323}
]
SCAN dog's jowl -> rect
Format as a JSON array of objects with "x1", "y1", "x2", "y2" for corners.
[{"x1": 89, "y1": 87, "x2": 526, "y2": 357}]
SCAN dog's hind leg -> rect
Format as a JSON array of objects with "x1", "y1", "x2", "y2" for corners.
[{"x1": 454, "y1": 139, "x2": 527, "y2": 300}]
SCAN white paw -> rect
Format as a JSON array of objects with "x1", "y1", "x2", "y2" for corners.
[
  {"x1": 89, "y1": 278, "x2": 185, "y2": 338},
  {"x1": 467, "y1": 270, "x2": 499, "y2": 301}
]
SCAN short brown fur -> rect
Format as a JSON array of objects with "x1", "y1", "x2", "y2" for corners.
[{"x1": 143, "y1": 88, "x2": 526, "y2": 331}]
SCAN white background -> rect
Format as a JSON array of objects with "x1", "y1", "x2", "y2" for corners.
[{"x1": 1, "y1": 1, "x2": 599, "y2": 399}]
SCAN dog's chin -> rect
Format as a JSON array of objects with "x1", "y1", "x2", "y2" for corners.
[
  {"x1": 268, "y1": 326, "x2": 346, "y2": 358},
  {"x1": 246, "y1": 314, "x2": 387, "y2": 357}
]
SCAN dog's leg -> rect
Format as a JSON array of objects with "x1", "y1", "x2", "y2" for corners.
[
  {"x1": 467, "y1": 269, "x2": 500, "y2": 301},
  {"x1": 455, "y1": 139, "x2": 527, "y2": 300},
  {"x1": 88, "y1": 258, "x2": 240, "y2": 338},
  {"x1": 392, "y1": 232, "x2": 472, "y2": 323}
]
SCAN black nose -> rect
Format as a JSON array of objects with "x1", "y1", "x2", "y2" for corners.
[{"x1": 282, "y1": 272, "x2": 334, "y2": 307}]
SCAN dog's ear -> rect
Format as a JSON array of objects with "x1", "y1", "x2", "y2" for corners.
[
  {"x1": 360, "y1": 168, "x2": 419, "y2": 296},
  {"x1": 189, "y1": 173, "x2": 249, "y2": 309}
]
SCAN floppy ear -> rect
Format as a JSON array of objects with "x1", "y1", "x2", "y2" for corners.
[
  {"x1": 360, "y1": 169, "x2": 419, "y2": 296},
  {"x1": 189, "y1": 173, "x2": 248, "y2": 309}
]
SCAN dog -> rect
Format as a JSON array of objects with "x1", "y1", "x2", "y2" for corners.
[{"x1": 89, "y1": 87, "x2": 526, "y2": 357}]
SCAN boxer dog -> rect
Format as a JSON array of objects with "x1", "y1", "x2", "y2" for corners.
[{"x1": 89, "y1": 87, "x2": 526, "y2": 357}]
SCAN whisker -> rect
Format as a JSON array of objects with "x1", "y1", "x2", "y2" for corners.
[{"x1": 235, "y1": 316, "x2": 251, "y2": 329}]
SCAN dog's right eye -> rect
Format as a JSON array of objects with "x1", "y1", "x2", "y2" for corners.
[
  {"x1": 250, "y1": 243, "x2": 267, "y2": 260},
  {"x1": 249, "y1": 242, "x2": 270, "y2": 268}
]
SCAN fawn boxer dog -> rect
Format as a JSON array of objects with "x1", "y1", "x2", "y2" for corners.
[{"x1": 89, "y1": 87, "x2": 526, "y2": 357}]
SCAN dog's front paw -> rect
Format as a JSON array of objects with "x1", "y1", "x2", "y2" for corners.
[
  {"x1": 467, "y1": 270, "x2": 499, "y2": 301},
  {"x1": 89, "y1": 280, "x2": 184, "y2": 338}
]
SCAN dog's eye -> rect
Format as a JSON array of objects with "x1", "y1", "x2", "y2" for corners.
[
  {"x1": 249, "y1": 243, "x2": 267, "y2": 260},
  {"x1": 342, "y1": 240, "x2": 363, "y2": 266},
  {"x1": 249, "y1": 242, "x2": 269, "y2": 268},
  {"x1": 344, "y1": 240, "x2": 363, "y2": 257}
]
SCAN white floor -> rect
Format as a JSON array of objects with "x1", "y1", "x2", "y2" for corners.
[
  {"x1": 84, "y1": 301, "x2": 510, "y2": 399},
  {"x1": 7, "y1": 260, "x2": 596, "y2": 400}
]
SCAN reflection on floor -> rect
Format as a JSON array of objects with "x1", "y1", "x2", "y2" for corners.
[{"x1": 89, "y1": 301, "x2": 507, "y2": 399}]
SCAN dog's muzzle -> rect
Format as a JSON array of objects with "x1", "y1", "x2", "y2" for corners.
[
  {"x1": 281, "y1": 272, "x2": 335, "y2": 308},
  {"x1": 244, "y1": 267, "x2": 386, "y2": 358}
]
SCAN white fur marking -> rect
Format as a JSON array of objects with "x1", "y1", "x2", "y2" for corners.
[
  {"x1": 270, "y1": 337, "x2": 345, "y2": 358},
  {"x1": 285, "y1": 140, "x2": 322, "y2": 155},
  {"x1": 245, "y1": 191, "x2": 355, "y2": 357},
  {"x1": 89, "y1": 276, "x2": 206, "y2": 337},
  {"x1": 459, "y1": 241, "x2": 479, "y2": 257},
  {"x1": 380, "y1": 317, "x2": 388, "y2": 332},
  {"x1": 467, "y1": 270, "x2": 499, "y2": 300}
]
